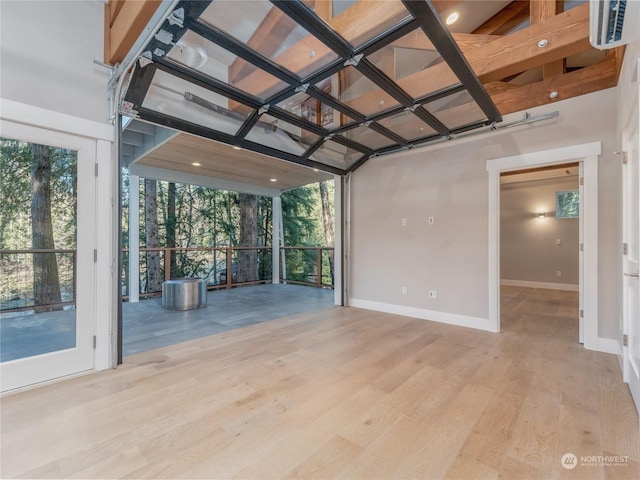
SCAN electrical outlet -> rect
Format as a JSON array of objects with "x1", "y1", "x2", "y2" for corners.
[
  {"x1": 402, "y1": 286, "x2": 408, "y2": 295},
  {"x1": 401, "y1": 218, "x2": 407, "y2": 227},
  {"x1": 428, "y1": 290, "x2": 438, "y2": 299},
  {"x1": 428, "y1": 216, "x2": 434, "y2": 225},
  {"x1": 556, "y1": 270, "x2": 562, "y2": 277},
  {"x1": 556, "y1": 238, "x2": 562, "y2": 246}
]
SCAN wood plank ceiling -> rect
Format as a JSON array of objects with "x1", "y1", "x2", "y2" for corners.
[{"x1": 105, "y1": 0, "x2": 624, "y2": 188}]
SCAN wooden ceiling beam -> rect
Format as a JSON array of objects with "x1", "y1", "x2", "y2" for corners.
[
  {"x1": 531, "y1": 0, "x2": 565, "y2": 80},
  {"x1": 471, "y1": 2, "x2": 589, "y2": 82},
  {"x1": 608, "y1": 45, "x2": 626, "y2": 84},
  {"x1": 104, "y1": 0, "x2": 161, "y2": 65},
  {"x1": 313, "y1": 0, "x2": 332, "y2": 21},
  {"x1": 388, "y1": 31, "x2": 499, "y2": 52},
  {"x1": 472, "y1": 1, "x2": 530, "y2": 35},
  {"x1": 489, "y1": 53, "x2": 618, "y2": 115},
  {"x1": 341, "y1": 2, "x2": 590, "y2": 114}
]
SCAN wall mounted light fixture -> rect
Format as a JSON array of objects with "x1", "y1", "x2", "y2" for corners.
[{"x1": 538, "y1": 211, "x2": 546, "y2": 219}]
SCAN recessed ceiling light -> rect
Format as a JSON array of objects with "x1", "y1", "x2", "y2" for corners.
[
  {"x1": 313, "y1": 168, "x2": 320, "y2": 172},
  {"x1": 191, "y1": 162, "x2": 201, "y2": 166},
  {"x1": 270, "y1": 178, "x2": 277, "y2": 182},
  {"x1": 232, "y1": 146, "x2": 242, "y2": 150},
  {"x1": 446, "y1": 11, "x2": 459, "y2": 25}
]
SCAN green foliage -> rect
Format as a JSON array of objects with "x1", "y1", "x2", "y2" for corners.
[
  {"x1": 281, "y1": 184, "x2": 324, "y2": 246},
  {"x1": 120, "y1": 168, "x2": 333, "y2": 294},
  {"x1": 0, "y1": 138, "x2": 77, "y2": 249},
  {"x1": 556, "y1": 190, "x2": 579, "y2": 218}
]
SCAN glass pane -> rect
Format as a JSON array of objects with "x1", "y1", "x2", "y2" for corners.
[
  {"x1": 0, "y1": 138, "x2": 77, "y2": 362},
  {"x1": 246, "y1": 114, "x2": 321, "y2": 155},
  {"x1": 367, "y1": 29, "x2": 460, "y2": 99},
  {"x1": 556, "y1": 190, "x2": 580, "y2": 218},
  {"x1": 378, "y1": 110, "x2": 437, "y2": 140},
  {"x1": 304, "y1": 0, "x2": 411, "y2": 48},
  {"x1": 340, "y1": 125, "x2": 395, "y2": 150},
  {"x1": 166, "y1": 30, "x2": 289, "y2": 100},
  {"x1": 199, "y1": 1, "x2": 339, "y2": 79},
  {"x1": 276, "y1": 90, "x2": 353, "y2": 130},
  {"x1": 142, "y1": 69, "x2": 251, "y2": 136},
  {"x1": 311, "y1": 139, "x2": 364, "y2": 169},
  {"x1": 320, "y1": 66, "x2": 400, "y2": 116},
  {"x1": 424, "y1": 90, "x2": 487, "y2": 129}
]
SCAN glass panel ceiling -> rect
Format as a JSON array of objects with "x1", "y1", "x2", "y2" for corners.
[
  {"x1": 339, "y1": 125, "x2": 395, "y2": 150},
  {"x1": 303, "y1": 0, "x2": 412, "y2": 48},
  {"x1": 246, "y1": 114, "x2": 320, "y2": 156},
  {"x1": 276, "y1": 91, "x2": 354, "y2": 129},
  {"x1": 424, "y1": 90, "x2": 488, "y2": 130},
  {"x1": 125, "y1": 0, "x2": 501, "y2": 176},
  {"x1": 311, "y1": 139, "x2": 364, "y2": 170},
  {"x1": 368, "y1": 29, "x2": 460, "y2": 100},
  {"x1": 141, "y1": 69, "x2": 249, "y2": 136},
  {"x1": 166, "y1": 30, "x2": 288, "y2": 100},
  {"x1": 319, "y1": 65, "x2": 400, "y2": 116},
  {"x1": 378, "y1": 110, "x2": 437, "y2": 141},
  {"x1": 200, "y1": 1, "x2": 339, "y2": 80}
]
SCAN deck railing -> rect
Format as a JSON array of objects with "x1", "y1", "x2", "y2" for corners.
[
  {"x1": 0, "y1": 249, "x2": 76, "y2": 313},
  {"x1": 1, "y1": 246, "x2": 333, "y2": 311},
  {"x1": 123, "y1": 245, "x2": 334, "y2": 298}
]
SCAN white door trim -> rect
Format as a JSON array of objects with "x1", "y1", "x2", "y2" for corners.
[
  {"x1": 486, "y1": 141, "x2": 601, "y2": 350},
  {"x1": 0, "y1": 121, "x2": 97, "y2": 391}
]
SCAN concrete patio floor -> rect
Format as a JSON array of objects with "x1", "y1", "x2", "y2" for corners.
[{"x1": 1, "y1": 284, "x2": 335, "y2": 362}]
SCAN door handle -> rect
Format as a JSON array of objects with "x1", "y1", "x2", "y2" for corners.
[{"x1": 624, "y1": 272, "x2": 640, "y2": 277}]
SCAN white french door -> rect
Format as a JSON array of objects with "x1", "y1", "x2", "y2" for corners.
[
  {"x1": 620, "y1": 82, "x2": 640, "y2": 420},
  {"x1": 0, "y1": 120, "x2": 96, "y2": 392}
]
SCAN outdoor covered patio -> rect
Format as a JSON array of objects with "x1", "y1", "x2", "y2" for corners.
[{"x1": 1, "y1": 284, "x2": 334, "y2": 362}]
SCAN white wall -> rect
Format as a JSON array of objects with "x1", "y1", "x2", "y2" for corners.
[
  {"x1": 501, "y1": 177, "x2": 579, "y2": 286},
  {"x1": 0, "y1": 0, "x2": 109, "y2": 124},
  {"x1": 350, "y1": 87, "x2": 619, "y2": 339}
]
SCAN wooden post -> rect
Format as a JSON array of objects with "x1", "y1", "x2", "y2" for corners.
[
  {"x1": 226, "y1": 247, "x2": 232, "y2": 289},
  {"x1": 317, "y1": 248, "x2": 322, "y2": 288},
  {"x1": 164, "y1": 248, "x2": 171, "y2": 281}
]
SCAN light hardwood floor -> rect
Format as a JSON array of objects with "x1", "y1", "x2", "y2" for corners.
[{"x1": 1, "y1": 287, "x2": 639, "y2": 479}]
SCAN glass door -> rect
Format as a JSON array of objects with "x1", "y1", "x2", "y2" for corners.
[{"x1": 0, "y1": 120, "x2": 96, "y2": 391}]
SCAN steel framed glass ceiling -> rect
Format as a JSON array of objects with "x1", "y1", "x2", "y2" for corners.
[{"x1": 122, "y1": 0, "x2": 502, "y2": 175}]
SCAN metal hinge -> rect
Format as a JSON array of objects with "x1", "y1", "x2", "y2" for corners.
[
  {"x1": 94, "y1": 249, "x2": 98, "y2": 262},
  {"x1": 95, "y1": 163, "x2": 99, "y2": 177},
  {"x1": 579, "y1": 177, "x2": 584, "y2": 186},
  {"x1": 580, "y1": 243, "x2": 584, "y2": 252},
  {"x1": 623, "y1": 243, "x2": 628, "y2": 255},
  {"x1": 93, "y1": 335, "x2": 97, "y2": 349},
  {"x1": 623, "y1": 334, "x2": 628, "y2": 347},
  {"x1": 579, "y1": 309, "x2": 584, "y2": 318},
  {"x1": 622, "y1": 152, "x2": 628, "y2": 165}
]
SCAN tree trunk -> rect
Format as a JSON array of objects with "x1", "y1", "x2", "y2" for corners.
[
  {"x1": 167, "y1": 182, "x2": 176, "y2": 277},
  {"x1": 238, "y1": 193, "x2": 258, "y2": 283},
  {"x1": 319, "y1": 180, "x2": 335, "y2": 282},
  {"x1": 144, "y1": 179, "x2": 162, "y2": 292},
  {"x1": 30, "y1": 143, "x2": 62, "y2": 312}
]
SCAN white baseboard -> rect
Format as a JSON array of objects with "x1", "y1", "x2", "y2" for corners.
[
  {"x1": 597, "y1": 337, "x2": 620, "y2": 355},
  {"x1": 501, "y1": 279, "x2": 579, "y2": 292},
  {"x1": 349, "y1": 298, "x2": 494, "y2": 332}
]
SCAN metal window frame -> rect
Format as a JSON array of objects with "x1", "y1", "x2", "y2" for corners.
[{"x1": 123, "y1": 0, "x2": 502, "y2": 176}]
